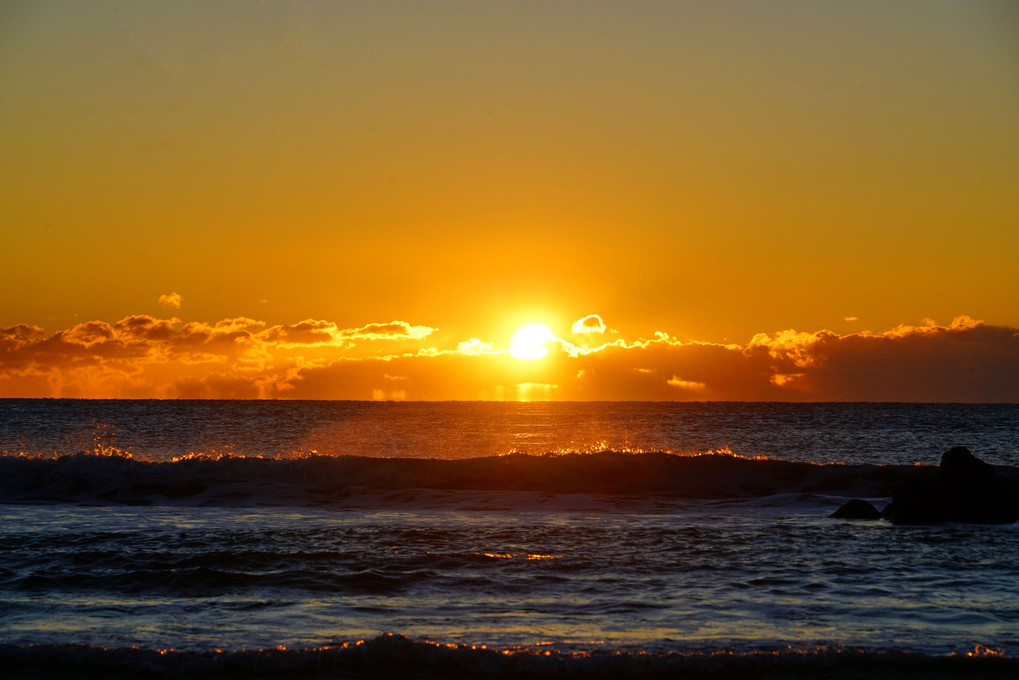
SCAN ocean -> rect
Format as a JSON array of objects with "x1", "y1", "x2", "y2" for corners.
[{"x1": 1, "y1": 400, "x2": 1017, "y2": 678}]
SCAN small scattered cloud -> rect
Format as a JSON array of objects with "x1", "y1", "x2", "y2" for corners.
[
  {"x1": 457, "y1": 338, "x2": 495, "y2": 355},
  {"x1": 667, "y1": 376, "x2": 706, "y2": 390},
  {"x1": 158, "y1": 292, "x2": 183, "y2": 309},
  {"x1": 844, "y1": 316, "x2": 858, "y2": 322},
  {"x1": 572, "y1": 314, "x2": 606, "y2": 334}
]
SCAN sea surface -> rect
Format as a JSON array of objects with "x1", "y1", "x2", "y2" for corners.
[{"x1": 1, "y1": 399, "x2": 1017, "y2": 678}]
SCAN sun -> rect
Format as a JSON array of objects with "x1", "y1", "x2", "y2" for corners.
[{"x1": 510, "y1": 323, "x2": 556, "y2": 360}]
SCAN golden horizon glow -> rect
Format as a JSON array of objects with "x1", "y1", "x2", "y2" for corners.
[{"x1": 510, "y1": 323, "x2": 556, "y2": 361}]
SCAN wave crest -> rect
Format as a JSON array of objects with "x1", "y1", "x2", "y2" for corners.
[{"x1": 0, "y1": 450, "x2": 962, "y2": 509}]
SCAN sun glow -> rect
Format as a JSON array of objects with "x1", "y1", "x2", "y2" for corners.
[{"x1": 510, "y1": 323, "x2": 556, "y2": 360}]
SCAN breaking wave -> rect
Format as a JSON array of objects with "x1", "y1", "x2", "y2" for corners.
[{"x1": 2, "y1": 449, "x2": 999, "y2": 509}]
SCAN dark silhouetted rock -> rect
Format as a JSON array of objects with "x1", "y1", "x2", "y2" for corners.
[
  {"x1": 939, "y1": 446, "x2": 1011, "y2": 523},
  {"x1": 887, "y1": 482, "x2": 948, "y2": 524},
  {"x1": 941, "y1": 446, "x2": 996, "y2": 484},
  {"x1": 830, "y1": 499, "x2": 882, "y2": 519},
  {"x1": 887, "y1": 447, "x2": 1018, "y2": 525}
]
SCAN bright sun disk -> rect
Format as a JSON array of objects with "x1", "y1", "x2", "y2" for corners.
[{"x1": 510, "y1": 323, "x2": 556, "y2": 360}]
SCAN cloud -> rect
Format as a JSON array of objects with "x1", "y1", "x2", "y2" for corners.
[
  {"x1": 0, "y1": 324, "x2": 46, "y2": 351},
  {"x1": 340, "y1": 321, "x2": 437, "y2": 341},
  {"x1": 286, "y1": 316, "x2": 1018, "y2": 402},
  {"x1": 748, "y1": 329, "x2": 840, "y2": 368},
  {"x1": 0, "y1": 314, "x2": 1016, "y2": 401},
  {"x1": 116, "y1": 315, "x2": 178, "y2": 340},
  {"x1": 158, "y1": 292, "x2": 183, "y2": 309},
  {"x1": 667, "y1": 376, "x2": 707, "y2": 390},
  {"x1": 789, "y1": 317, "x2": 1017, "y2": 401},
  {"x1": 251, "y1": 319, "x2": 439, "y2": 351},
  {"x1": 457, "y1": 338, "x2": 495, "y2": 355},
  {"x1": 572, "y1": 314, "x2": 607, "y2": 334},
  {"x1": 170, "y1": 372, "x2": 266, "y2": 399},
  {"x1": 261, "y1": 320, "x2": 342, "y2": 346},
  {"x1": 61, "y1": 321, "x2": 117, "y2": 348},
  {"x1": 0, "y1": 315, "x2": 440, "y2": 398}
]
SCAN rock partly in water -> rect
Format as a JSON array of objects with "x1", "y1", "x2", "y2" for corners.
[
  {"x1": 830, "y1": 499, "x2": 883, "y2": 520},
  {"x1": 887, "y1": 447, "x2": 1018, "y2": 525},
  {"x1": 887, "y1": 482, "x2": 948, "y2": 524},
  {"x1": 940, "y1": 446, "x2": 1012, "y2": 524}
]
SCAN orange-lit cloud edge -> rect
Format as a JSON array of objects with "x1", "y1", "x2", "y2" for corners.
[{"x1": 1, "y1": 312, "x2": 1016, "y2": 402}]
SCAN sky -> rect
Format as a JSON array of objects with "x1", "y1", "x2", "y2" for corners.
[{"x1": 1, "y1": 1, "x2": 1017, "y2": 401}]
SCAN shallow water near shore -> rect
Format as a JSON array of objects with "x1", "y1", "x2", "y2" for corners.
[
  {"x1": 3, "y1": 502, "x2": 1018, "y2": 655},
  {"x1": 1, "y1": 400, "x2": 1017, "y2": 677}
]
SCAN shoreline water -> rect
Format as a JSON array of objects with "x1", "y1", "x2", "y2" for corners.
[{"x1": 3, "y1": 635, "x2": 1018, "y2": 680}]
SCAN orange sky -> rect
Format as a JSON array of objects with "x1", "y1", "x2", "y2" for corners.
[{"x1": 1, "y1": 2, "x2": 1017, "y2": 400}]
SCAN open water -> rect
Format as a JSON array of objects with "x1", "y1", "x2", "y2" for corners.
[{"x1": 1, "y1": 400, "x2": 1017, "y2": 678}]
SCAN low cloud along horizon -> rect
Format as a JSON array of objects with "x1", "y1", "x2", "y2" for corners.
[{"x1": 0, "y1": 314, "x2": 1016, "y2": 402}]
